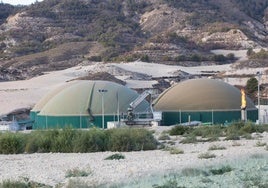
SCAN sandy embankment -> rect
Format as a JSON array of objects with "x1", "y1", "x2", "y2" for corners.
[{"x1": 0, "y1": 61, "x2": 233, "y2": 116}]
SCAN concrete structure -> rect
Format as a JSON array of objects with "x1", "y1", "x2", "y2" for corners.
[
  {"x1": 153, "y1": 79, "x2": 258, "y2": 125},
  {"x1": 30, "y1": 80, "x2": 150, "y2": 129}
]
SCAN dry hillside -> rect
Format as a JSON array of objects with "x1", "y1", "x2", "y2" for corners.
[{"x1": 0, "y1": 0, "x2": 268, "y2": 80}]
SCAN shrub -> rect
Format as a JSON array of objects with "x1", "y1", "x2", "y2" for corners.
[
  {"x1": 179, "y1": 135, "x2": 197, "y2": 144},
  {"x1": 181, "y1": 168, "x2": 207, "y2": 177},
  {"x1": 226, "y1": 122, "x2": 244, "y2": 136},
  {"x1": 0, "y1": 178, "x2": 52, "y2": 188},
  {"x1": 232, "y1": 141, "x2": 241, "y2": 147},
  {"x1": 0, "y1": 180, "x2": 28, "y2": 188},
  {"x1": 198, "y1": 152, "x2": 216, "y2": 159},
  {"x1": 242, "y1": 172, "x2": 268, "y2": 188},
  {"x1": 0, "y1": 127, "x2": 159, "y2": 154},
  {"x1": 225, "y1": 134, "x2": 240, "y2": 141},
  {"x1": 65, "y1": 168, "x2": 90, "y2": 178},
  {"x1": 167, "y1": 141, "x2": 176, "y2": 145},
  {"x1": 73, "y1": 128, "x2": 108, "y2": 152},
  {"x1": 88, "y1": 55, "x2": 102, "y2": 62},
  {"x1": 158, "y1": 134, "x2": 171, "y2": 140},
  {"x1": 152, "y1": 177, "x2": 179, "y2": 188},
  {"x1": 241, "y1": 133, "x2": 253, "y2": 140},
  {"x1": 192, "y1": 126, "x2": 223, "y2": 138},
  {"x1": 208, "y1": 144, "x2": 226, "y2": 150},
  {"x1": 250, "y1": 154, "x2": 264, "y2": 159},
  {"x1": 169, "y1": 126, "x2": 192, "y2": 136},
  {"x1": 0, "y1": 133, "x2": 25, "y2": 154},
  {"x1": 240, "y1": 123, "x2": 256, "y2": 134},
  {"x1": 200, "y1": 136, "x2": 220, "y2": 142},
  {"x1": 51, "y1": 128, "x2": 78, "y2": 153},
  {"x1": 35, "y1": 129, "x2": 59, "y2": 153},
  {"x1": 107, "y1": 128, "x2": 157, "y2": 151},
  {"x1": 24, "y1": 134, "x2": 39, "y2": 153},
  {"x1": 209, "y1": 165, "x2": 233, "y2": 175},
  {"x1": 104, "y1": 153, "x2": 125, "y2": 160},
  {"x1": 65, "y1": 180, "x2": 89, "y2": 188},
  {"x1": 169, "y1": 147, "x2": 184, "y2": 155},
  {"x1": 255, "y1": 141, "x2": 266, "y2": 147}
]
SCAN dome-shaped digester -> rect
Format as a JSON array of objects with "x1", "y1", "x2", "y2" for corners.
[
  {"x1": 30, "y1": 82, "x2": 76, "y2": 122},
  {"x1": 153, "y1": 79, "x2": 258, "y2": 125},
  {"x1": 31, "y1": 80, "x2": 150, "y2": 129}
]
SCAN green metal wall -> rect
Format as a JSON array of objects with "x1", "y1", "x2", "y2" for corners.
[
  {"x1": 31, "y1": 112, "x2": 119, "y2": 129},
  {"x1": 160, "y1": 109, "x2": 258, "y2": 125}
]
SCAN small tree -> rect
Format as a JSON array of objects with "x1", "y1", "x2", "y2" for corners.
[
  {"x1": 246, "y1": 48, "x2": 254, "y2": 57},
  {"x1": 245, "y1": 77, "x2": 258, "y2": 102}
]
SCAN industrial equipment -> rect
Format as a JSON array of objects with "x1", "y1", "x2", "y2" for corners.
[{"x1": 123, "y1": 90, "x2": 161, "y2": 126}]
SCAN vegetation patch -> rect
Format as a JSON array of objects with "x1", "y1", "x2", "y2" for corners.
[
  {"x1": 241, "y1": 172, "x2": 268, "y2": 188},
  {"x1": 169, "y1": 126, "x2": 192, "y2": 136},
  {"x1": 0, "y1": 127, "x2": 157, "y2": 154},
  {"x1": 158, "y1": 134, "x2": 171, "y2": 141},
  {"x1": 232, "y1": 141, "x2": 242, "y2": 147},
  {"x1": 209, "y1": 165, "x2": 233, "y2": 175},
  {"x1": 179, "y1": 136, "x2": 197, "y2": 144},
  {"x1": 107, "y1": 128, "x2": 157, "y2": 151},
  {"x1": 224, "y1": 134, "x2": 240, "y2": 141},
  {"x1": 0, "y1": 178, "x2": 52, "y2": 188},
  {"x1": 169, "y1": 122, "x2": 267, "y2": 143},
  {"x1": 208, "y1": 144, "x2": 226, "y2": 151},
  {"x1": 250, "y1": 154, "x2": 265, "y2": 159},
  {"x1": 164, "y1": 147, "x2": 184, "y2": 155},
  {"x1": 152, "y1": 177, "x2": 180, "y2": 188},
  {"x1": 255, "y1": 141, "x2": 267, "y2": 147},
  {"x1": 198, "y1": 152, "x2": 216, "y2": 159},
  {"x1": 181, "y1": 168, "x2": 208, "y2": 177},
  {"x1": 65, "y1": 168, "x2": 91, "y2": 178},
  {"x1": 0, "y1": 133, "x2": 25, "y2": 154},
  {"x1": 104, "y1": 153, "x2": 125, "y2": 160}
]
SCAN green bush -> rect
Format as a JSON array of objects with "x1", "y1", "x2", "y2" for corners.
[
  {"x1": 65, "y1": 168, "x2": 90, "y2": 178},
  {"x1": 181, "y1": 168, "x2": 207, "y2": 177},
  {"x1": 255, "y1": 141, "x2": 266, "y2": 147},
  {"x1": 107, "y1": 128, "x2": 157, "y2": 151},
  {"x1": 158, "y1": 134, "x2": 171, "y2": 140},
  {"x1": 0, "y1": 180, "x2": 28, "y2": 188},
  {"x1": 73, "y1": 128, "x2": 108, "y2": 152},
  {"x1": 198, "y1": 152, "x2": 216, "y2": 159},
  {"x1": 0, "y1": 128, "x2": 158, "y2": 154},
  {"x1": 192, "y1": 126, "x2": 223, "y2": 138},
  {"x1": 169, "y1": 126, "x2": 192, "y2": 136},
  {"x1": 209, "y1": 165, "x2": 233, "y2": 175},
  {"x1": 169, "y1": 147, "x2": 184, "y2": 155},
  {"x1": 24, "y1": 134, "x2": 39, "y2": 154},
  {"x1": 180, "y1": 136, "x2": 197, "y2": 144},
  {"x1": 51, "y1": 128, "x2": 78, "y2": 153},
  {"x1": 225, "y1": 134, "x2": 240, "y2": 141},
  {"x1": 152, "y1": 177, "x2": 179, "y2": 188},
  {"x1": 224, "y1": 121, "x2": 268, "y2": 139},
  {"x1": 104, "y1": 153, "x2": 125, "y2": 160},
  {"x1": 208, "y1": 144, "x2": 226, "y2": 150},
  {"x1": 35, "y1": 129, "x2": 59, "y2": 153},
  {"x1": 240, "y1": 123, "x2": 256, "y2": 134},
  {"x1": 0, "y1": 133, "x2": 25, "y2": 154},
  {"x1": 0, "y1": 179, "x2": 52, "y2": 188}
]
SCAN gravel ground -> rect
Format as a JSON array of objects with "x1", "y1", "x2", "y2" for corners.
[{"x1": 0, "y1": 127, "x2": 267, "y2": 187}]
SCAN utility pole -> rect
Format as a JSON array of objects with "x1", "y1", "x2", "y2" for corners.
[
  {"x1": 257, "y1": 71, "x2": 262, "y2": 125},
  {"x1": 98, "y1": 89, "x2": 108, "y2": 129}
]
